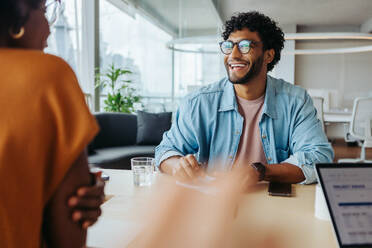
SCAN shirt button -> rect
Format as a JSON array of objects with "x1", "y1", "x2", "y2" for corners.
[
  {"x1": 228, "y1": 156, "x2": 233, "y2": 159},
  {"x1": 262, "y1": 134, "x2": 267, "y2": 139},
  {"x1": 267, "y1": 157, "x2": 272, "y2": 161},
  {"x1": 235, "y1": 131, "x2": 240, "y2": 135}
]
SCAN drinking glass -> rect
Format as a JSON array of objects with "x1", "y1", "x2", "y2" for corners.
[{"x1": 131, "y1": 157, "x2": 154, "y2": 186}]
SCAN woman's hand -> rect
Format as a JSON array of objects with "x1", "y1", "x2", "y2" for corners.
[{"x1": 67, "y1": 172, "x2": 105, "y2": 229}]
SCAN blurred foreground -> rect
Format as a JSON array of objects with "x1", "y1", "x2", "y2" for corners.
[{"x1": 127, "y1": 167, "x2": 284, "y2": 248}]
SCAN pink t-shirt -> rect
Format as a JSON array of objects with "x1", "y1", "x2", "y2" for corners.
[{"x1": 234, "y1": 94, "x2": 267, "y2": 167}]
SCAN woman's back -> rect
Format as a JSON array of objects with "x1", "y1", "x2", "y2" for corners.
[{"x1": 0, "y1": 49, "x2": 99, "y2": 247}]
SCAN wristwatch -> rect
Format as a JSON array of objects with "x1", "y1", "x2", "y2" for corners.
[{"x1": 250, "y1": 162, "x2": 266, "y2": 181}]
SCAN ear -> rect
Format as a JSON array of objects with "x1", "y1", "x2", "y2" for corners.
[{"x1": 264, "y1": 49, "x2": 275, "y2": 65}]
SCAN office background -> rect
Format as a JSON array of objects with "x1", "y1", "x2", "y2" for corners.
[{"x1": 45, "y1": 0, "x2": 372, "y2": 138}]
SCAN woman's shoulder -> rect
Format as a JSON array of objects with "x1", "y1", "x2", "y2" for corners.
[
  {"x1": 0, "y1": 49, "x2": 77, "y2": 90},
  {"x1": 0, "y1": 48, "x2": 73, "y2": 75}
]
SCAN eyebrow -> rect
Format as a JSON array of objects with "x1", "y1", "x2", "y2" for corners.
[{"x1": 226, "y1": 39, "x2": 261, "y2": 43}]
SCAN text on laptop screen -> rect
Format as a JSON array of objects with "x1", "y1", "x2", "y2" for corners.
[{"x1": 319, "y1": 167, "x2": 372, "y2": 245}]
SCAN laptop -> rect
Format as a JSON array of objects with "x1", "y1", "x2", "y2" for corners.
[{"x1": 316, "y1": 163, "x2": 372, "y2": 248}]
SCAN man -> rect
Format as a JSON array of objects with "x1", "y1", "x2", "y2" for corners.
[{"x1": 155, "y1": 11, "x2": 334, "y2": 184}]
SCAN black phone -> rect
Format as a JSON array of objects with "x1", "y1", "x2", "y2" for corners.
[
  {"x1": 101, "y1": 172, "x2": 110, "y2": 181},
  {"x1": 268, "y1": 182, "x2": 292, "y2": 197},
  {"x1": 90, "y1": 167, "x2": 110, "y2": 181}
]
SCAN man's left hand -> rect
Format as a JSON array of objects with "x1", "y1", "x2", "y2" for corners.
[{"x1": 68, "y1": 172, "x2": 105, "y2": 229}]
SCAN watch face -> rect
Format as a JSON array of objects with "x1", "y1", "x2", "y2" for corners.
[
  {"x1": 252, "y1": 162, "x2": 264, "y2": 169},
  {"x1": 251, "y1": 162, "x2": 265, "y2": 181}
]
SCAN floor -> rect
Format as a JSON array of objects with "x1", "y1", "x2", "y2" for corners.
[{"x1": 332, "y1": 139, "x2": 372, "y2": 162}]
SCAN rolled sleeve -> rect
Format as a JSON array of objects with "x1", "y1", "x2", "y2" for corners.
[
  {"x1": 283, "y1": 91, "x2": 334, "y2": 184},
  {"x1": 283, "y1": 154, "x2": 316, "y2": 184},
  {"x1": 154, "y1": 98, "x2": 199, "y2": 167},
  {"x1": 155, "y1": 150, "x2": 184, "y2": 167},
  {"x1": 283, "y1": 141, "x2": 333, "y2": 184}
]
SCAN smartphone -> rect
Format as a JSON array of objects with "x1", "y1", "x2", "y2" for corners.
[
  {"x1": 101, "y1": 172, "x2": 110, "y2": 181},
  {"x1": 268, "y1": 182, "x2": 292, "y2": 197},
  {"x1": 90, "y1": 167, "x2": 110, "y2": 181}
]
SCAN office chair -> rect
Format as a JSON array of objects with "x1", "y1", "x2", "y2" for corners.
[
  {"x1": 312, "y1": 96, "x2": 325, "y2": 132},
  {"x1": 339, "y1": 97, "x2": 372, "y2": 163}
]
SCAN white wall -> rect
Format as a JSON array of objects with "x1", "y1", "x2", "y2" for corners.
[
  {"x1": 271, "y1": 24, "x2": 296, "y2": 84},
  {"x1": 295, "y1": 40, "x2": 372, "y2": 109}
]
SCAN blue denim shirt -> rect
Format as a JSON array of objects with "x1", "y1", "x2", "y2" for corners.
[{"x1": 155, "y1": 75, "x2": 334, "y2": 184}]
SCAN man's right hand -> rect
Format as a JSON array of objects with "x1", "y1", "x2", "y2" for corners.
[{"x1": 160, "y1": 154, "x2": 203, "y2": 180}]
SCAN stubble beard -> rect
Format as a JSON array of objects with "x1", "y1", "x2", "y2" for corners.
[{"x1": 227, "y1": 54, "x2": 265, "y2": 85}]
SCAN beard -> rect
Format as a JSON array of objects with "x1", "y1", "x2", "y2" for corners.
[{"x1": 226, "y1": 54, "x2": 265, "y2": 85}]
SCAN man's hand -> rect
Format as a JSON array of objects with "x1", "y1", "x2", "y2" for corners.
[
  {"x1": 67, "y1": 172, "x2": 105, "y2": 229},
  {"x1": 263, "y1": 163, "x2": 305, "y2": 183},
  {"x1": 160, "y1": 154, "x2": 204, "y2": 180},
  {"x1": 173, "y1": 154, "x2": 204, "y2": 180}
]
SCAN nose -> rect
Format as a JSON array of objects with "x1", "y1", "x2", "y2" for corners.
[{"x1": 229, "y1": 44, "x2": 242, "y2": 59}]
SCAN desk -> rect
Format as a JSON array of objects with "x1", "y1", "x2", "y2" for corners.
[
  {"x1": 87, "y1": 170, "x2": 338, "y2": 248},
  {"x1": 324, "y1": 110, "x2": 352, "y2": 139},
  {"x1": 324, "y1": 110, "x2": 352, "y2": 123}
]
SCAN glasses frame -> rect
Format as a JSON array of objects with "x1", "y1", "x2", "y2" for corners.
[{"x1": 219, "y1": 39, "x2": 262, "y2": 55}]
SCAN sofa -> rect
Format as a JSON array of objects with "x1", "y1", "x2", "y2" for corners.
[{"x1": 88, "y1": 112, "x2": 171, "y2": 170}]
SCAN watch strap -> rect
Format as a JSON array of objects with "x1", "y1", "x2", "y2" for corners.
[{"x1": 251, "y1": 162, "x2": 266, "y2": 181}]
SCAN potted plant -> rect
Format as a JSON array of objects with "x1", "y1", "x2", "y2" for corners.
[{"x1": 96, "y1": 63, "x2": 141, "y2": 113}]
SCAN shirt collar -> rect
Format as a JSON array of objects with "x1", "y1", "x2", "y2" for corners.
[
  {"x1": 218, "y1": 75, "x2": 278, "y2": 119},
  {"x1": 218, "y1": 78, "x2": 237, "y2": 112},
  {"x1": 262, "y1": 75, "x2": 278, "y2": 119}
]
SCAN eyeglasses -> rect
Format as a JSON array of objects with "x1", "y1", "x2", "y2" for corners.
[
  {"x1": 45, "y1": 0, "x2": 62, "y2": 26},
  {"x1": 219, "y1": 40, "x2": 262, "y2": 55}
]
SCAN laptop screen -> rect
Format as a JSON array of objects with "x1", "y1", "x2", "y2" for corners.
[{"x1": 316, "y1": 164, "x2": 372, "y2": 247}]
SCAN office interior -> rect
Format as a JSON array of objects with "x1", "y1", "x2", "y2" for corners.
[
  {"x1": 53, "y1": 0, "x2": 372, "y2": 154},
  {"x1": 4, "y1": 0, "x2": 372, "y2": 247}
]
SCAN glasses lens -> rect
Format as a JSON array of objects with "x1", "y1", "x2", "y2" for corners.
[
  {"x1": 238, "y1": 40, "x2": 251, "y2": 54},
  {"x1": 220, "y1": 41, "x2": 233, "y2": 54}
]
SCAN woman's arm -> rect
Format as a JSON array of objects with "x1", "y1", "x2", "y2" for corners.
[
  {"x1": 42, "y1": 151, "x2": 93, "y2": 248},
  {"x1": 68, "y1": 171, "x2": 105, "y2": 229}
]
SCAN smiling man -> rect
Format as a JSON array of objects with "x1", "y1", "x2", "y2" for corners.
[{"x1": 155, "y1": 12, "x2": 334, "y2": 185}]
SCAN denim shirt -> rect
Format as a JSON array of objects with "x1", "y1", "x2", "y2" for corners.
[{"x1": 155, "y1": 75, "x2": 334, "y2": 184}]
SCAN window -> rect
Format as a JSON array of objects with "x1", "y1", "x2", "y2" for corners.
[
  {"x1": 44, "y1": 0, "x2": 224, "y2": 112},
  {"x1": 174, "y1": 43, "x2": 224, "y2": 97},
  {"x1": 44, "y1": 0, "x2": 83, "y2": 89},
  {"x1": 99, "y1": 0, "x2": 173, "y2": 101}
]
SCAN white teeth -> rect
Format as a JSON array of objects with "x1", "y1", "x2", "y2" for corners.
[{"x1": 230, "y1": 64, "x2": 246, "y2": 68}]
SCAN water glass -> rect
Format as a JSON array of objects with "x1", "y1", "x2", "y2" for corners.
[{"x1": 131, "y1": 157, "x2": 154, "y2": 186}]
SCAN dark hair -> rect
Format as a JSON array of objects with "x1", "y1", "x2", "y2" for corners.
[
  {"x1": 222, "y1": 11, "x2": 285, "y2": 72},
  {"x1": 0, "y1": 0, "x2": 42, "y2": 36}
]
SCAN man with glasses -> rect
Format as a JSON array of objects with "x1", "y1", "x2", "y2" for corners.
[{"x1": 155, "y1": 12, "x2": 334, "y2": 185}]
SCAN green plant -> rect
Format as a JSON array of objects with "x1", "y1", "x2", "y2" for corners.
[{"x1": 96, "y1": 63, "x2": 141, "y2": 113}]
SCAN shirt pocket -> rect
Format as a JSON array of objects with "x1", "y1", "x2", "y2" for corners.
[{"x1": 276, "y1": 148, "x2": 290, "y2": 163}]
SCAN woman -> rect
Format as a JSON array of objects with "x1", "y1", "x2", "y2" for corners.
[{"x1": 0, "y1": 0, "x2": 104, "y2": 247}]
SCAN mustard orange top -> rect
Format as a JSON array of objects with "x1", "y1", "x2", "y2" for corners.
[{"x1": 0, "y1": 49, "x2": 99, "y2": 248}]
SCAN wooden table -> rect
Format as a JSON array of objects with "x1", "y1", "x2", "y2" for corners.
[{"x1": 87, "y1": 170, "x2": 338, "y2": 248}]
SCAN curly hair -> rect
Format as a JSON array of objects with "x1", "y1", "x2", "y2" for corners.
[
  {"x1": 0, "y1": 0, "x2": 42, "y2": 36},
  {"x1": 222, "y1": 11, "x2": 285, "y2": 72}
]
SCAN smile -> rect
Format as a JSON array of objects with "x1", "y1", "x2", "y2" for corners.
[{"x1": 228, "y1": 62, "x2": 249, "y2": 71}]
